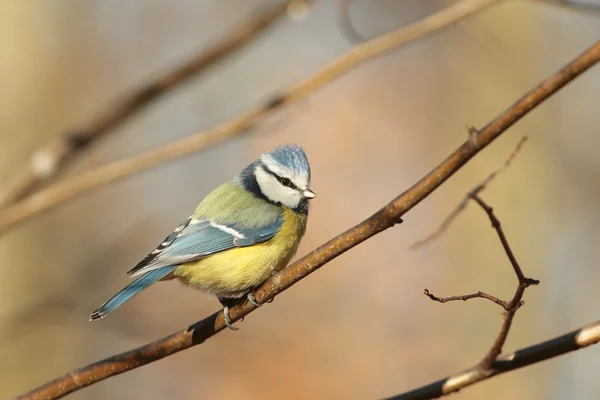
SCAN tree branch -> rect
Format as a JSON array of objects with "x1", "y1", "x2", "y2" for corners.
[
  {"x1": 16, "y1": 38, "x2": 600, "y2": 400},
  {"x1": 424, "y1": 288, "x2": 510, "y2": 309},
  {"x1": 530, "y1": 0, "x2": 600, "y2": 16},
  {"x1": 0, "y1": 0, "x2": 305, "y2": 208},
  {"x1": 386, "y1": 320, "x2": 600, "y2": 399},
  {"x1": 471, "y1": 195, "x2": 540, "y2": 368},
  {"x1": 0, "y1": 0, "x2": 500, "y2": 236},
  {"x1": 415, "y1": 136, "x2": 539, "y2": 379}
]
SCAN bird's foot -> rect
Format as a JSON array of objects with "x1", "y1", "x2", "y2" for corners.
[
  {"x1": 247, "y1": 292, "x2": 261, "y2": 307},
  {"x1": 223, "y1": 306, "x2": 239, "y2": 331}
]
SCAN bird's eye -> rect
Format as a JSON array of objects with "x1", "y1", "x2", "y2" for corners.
[{"x1": 280, "y1": 177, "x2": 292, "y2": 187}]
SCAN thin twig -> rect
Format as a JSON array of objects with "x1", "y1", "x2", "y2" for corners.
[
  {"x1": 471, "y1": 195, "x2": 540, "y2": 368},
  {"x1": 386, "y1": 320, "x2": 600, "y2": 399},
  {"x1": 0, "y1": 0, "x2": 303, "y2": 208},
  {"x1": 0, "y1": 0, "x2": 501, "y2": 236},
  {"x1": 473, "y1": 195, "x2": 535, "y2": 285},
  {"x1": 411, "y1": 136, "x2": 528, "y2": 250},
  {"x1": 16, "y1": 38, "x2": 600, "y2": 400},
  {"x1": 424, "y1": 288, "x2": 509, "y2": 309}
]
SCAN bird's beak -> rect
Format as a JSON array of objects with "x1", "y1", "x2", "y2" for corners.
[{"x1": 303, "y1": 188, "x2": 316, "y2": 199}]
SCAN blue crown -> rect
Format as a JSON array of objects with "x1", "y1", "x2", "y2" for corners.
[{"x1": 264, "y1": 144, "x2": 311, "y2": 179}]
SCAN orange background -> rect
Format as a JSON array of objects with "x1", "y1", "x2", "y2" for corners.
[{"x1": 1, "y1": 1, "x2": 599, "y2": 399}]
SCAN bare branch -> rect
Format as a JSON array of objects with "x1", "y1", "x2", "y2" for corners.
[
  {"x1": 417, "y1": 135, "x2": 539, "y2": 378},
  {"x1": 424, "y1": 288, "x2": 509, "y2": 309},
  {"x1": 386, "y1": 320, "x2": 600, "y2": 399},
  {"x1": 0, "y1": 0, "x2": 303, "y2": 207},
  {"x1": 404, "y1": 132, "x2": 549, "y2": 400},
  {"x1": 16, "y1": 38, "x2": 600, "y2": 400},
  {"x1": 392, "y1": 125, "x2": 592, "y2": 399},
  {"x1": 470, "y1": 195, "x2": 540, "y2": 368},
  {"x1": 0, "y1": 0, "x2": 500, "y2": 236}
]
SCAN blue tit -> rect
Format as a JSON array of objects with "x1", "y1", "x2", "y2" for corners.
[{"x1": 90, "y1": 143, "x2": 315, "y2": 330}]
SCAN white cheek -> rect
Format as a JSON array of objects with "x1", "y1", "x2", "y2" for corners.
[
  {"x1": 295, "y1": 175, "x2": 308, "y2": 189},
  {"x1": 255, "y1": 168, "x2": 301, "y2": 208},
  {"x1": 287, "y1": 191, "x2": 302, "y2": 208}
]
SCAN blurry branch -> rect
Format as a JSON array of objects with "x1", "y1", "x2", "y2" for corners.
[
  {"x1": 530, "y1": 0, "x2": 600, "y2": 15},
  {"x1": 338, "y1": 0, "x2": 475, "y2": 44},
  {"x1": 397, "y1": 137, "x2": 541, "y2": 399},
  {"x1": 0, "y1": 293, "x2": 78, "y2": 343},
  {"x1": 18, "y1": 38, "x2": 600, "y2": 400},
  {"x1": 0, "y1": 0, "x2": 304, "y2": 208},
  {"x1": 411, "y1": 136, "x2": 528, "y2": 249},
  {"x1": 556, "y1": 0, "x2": 600, "y2": 12},
  {"x1": 387, "y1": 320, "x2": 600, "y2": 400},
  {"x1": 339, "y1": 0, "x2": 367, "y2": 42},
  {"x1": 0, "y1": 0, "x2": 500, "y2": 236}
]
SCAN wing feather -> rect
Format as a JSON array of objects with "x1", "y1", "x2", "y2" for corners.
[
  {"x1": 128, "y1": 214, "x2": 283, "y2": 277},
  {"x1": 127, "y1": 216, "x2": 193, "y2": 274}
]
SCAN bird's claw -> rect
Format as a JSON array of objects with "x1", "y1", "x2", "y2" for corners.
[
  {"x1": 247, "y1": 292, "x2": 261, "y2": 307},
  {"x1": 223, "y1": 306, "x2": 239, "y2": 331}
]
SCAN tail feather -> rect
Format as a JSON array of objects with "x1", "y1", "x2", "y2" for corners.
[{"x1": 89, "y1": 266, "x2": 177, "y2": 321}]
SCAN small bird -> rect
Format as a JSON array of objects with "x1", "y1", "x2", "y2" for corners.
[{"x1": 90, "y1": 143, "x2": 315, "y2": 329}]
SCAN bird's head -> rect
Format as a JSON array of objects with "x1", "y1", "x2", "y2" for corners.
[{"x1": 236, "y1": 144, "x2": 315, "y2": 213}]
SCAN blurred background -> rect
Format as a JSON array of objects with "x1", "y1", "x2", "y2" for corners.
[{"x1": 1, "y1": 0, "x2": 599, "y2": 399}]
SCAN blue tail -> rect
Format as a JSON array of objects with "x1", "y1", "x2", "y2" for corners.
[{"x1": 89, "y1": 266, "x2": 177, "y2": 321}]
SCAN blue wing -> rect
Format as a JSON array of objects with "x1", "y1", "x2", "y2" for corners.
[{"x1": 127, "y1": 214, "x2": 284, "y2": 277}]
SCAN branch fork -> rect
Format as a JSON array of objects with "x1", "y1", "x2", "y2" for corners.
[{"x1": 412, "y1": 137, "x2": 541, "y2": 388}]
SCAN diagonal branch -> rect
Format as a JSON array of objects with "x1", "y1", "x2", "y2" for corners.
[
  {"x1": 16, "y1": 39, "x2": 600, "y2": 400},
  {"x1": 387, "y1": 320, "x2": 600, "y2": 400},
  {"x1": 0, "y1": 0, "x2": 305, "y2": 207},
  {"x1": 0, "y1": 0, "x2": 501, "y2": 236}
]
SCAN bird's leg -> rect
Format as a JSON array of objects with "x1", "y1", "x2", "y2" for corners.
[
  {"x1": 222, "y1": 306, "x2": 238, "y2": 331},
  {"x1": 247, "y1": 292, "x2": 261, "y2": 307},
  {"x1": 218, "y1": 297, "x2": 240, "y2": 331}
]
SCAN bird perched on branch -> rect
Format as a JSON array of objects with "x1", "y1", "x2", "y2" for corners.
[{"x1": 90, "y1": 144, "x2": 315, "y2": 329}]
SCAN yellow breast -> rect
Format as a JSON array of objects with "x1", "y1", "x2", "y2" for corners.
[{"x1": 173, "y1": 208, "x2": 307, "y2": 298}]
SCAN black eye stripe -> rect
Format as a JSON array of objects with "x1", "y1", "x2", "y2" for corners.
[{"x1": 261, "y1": 166, "x2": 299, "y2": 190}]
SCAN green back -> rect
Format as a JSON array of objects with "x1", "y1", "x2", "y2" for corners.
[{"x1": 193, "y1": 182, "x2": 281, "y2": 228}]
